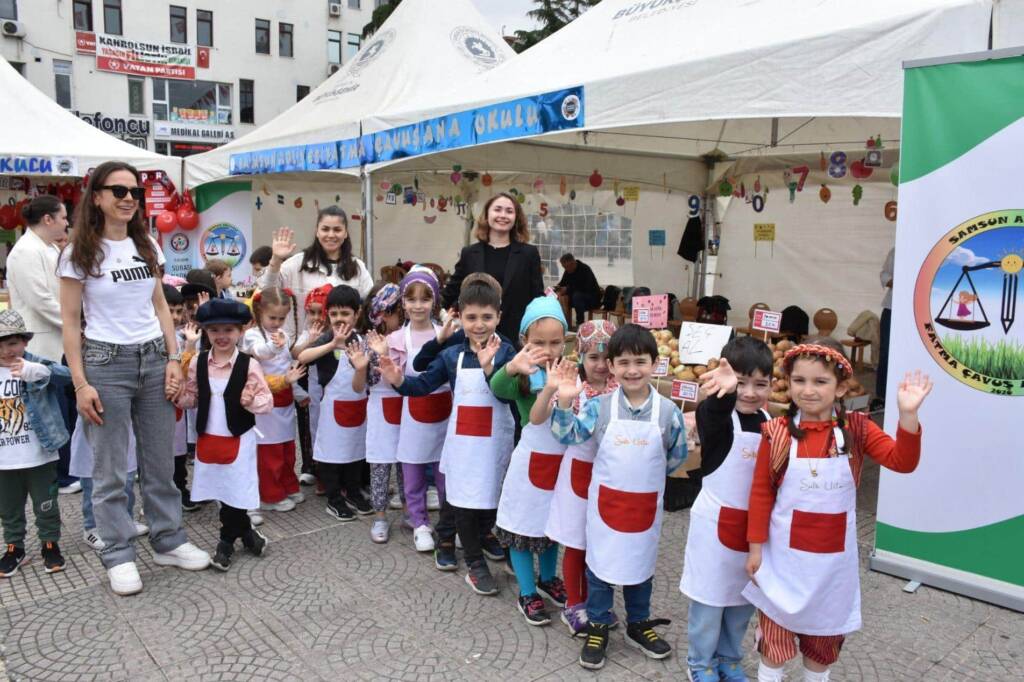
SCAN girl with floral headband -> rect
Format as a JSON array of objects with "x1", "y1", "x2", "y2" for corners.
[{"x1": 742, "y1": 337, "x2": 932, "y2": 682}]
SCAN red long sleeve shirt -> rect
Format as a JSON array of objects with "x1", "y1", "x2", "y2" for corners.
[{"x1": 747, "y1": 413, "x2": 921, "y2": 543}]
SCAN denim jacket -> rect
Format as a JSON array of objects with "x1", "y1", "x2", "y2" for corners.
[{"x1": 18, "y1": 351, "x2": 71, "y2": 452}]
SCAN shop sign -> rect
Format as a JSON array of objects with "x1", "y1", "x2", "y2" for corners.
[
  {"x1": 154, "y1": 121, "x2": 235, "y2": 142},
  {"x1": 0, "y1": 156, "x2": 78, "y2": 176},
  {"x1": 95, "y1": 34, "x2": 195, "y2": 80}
]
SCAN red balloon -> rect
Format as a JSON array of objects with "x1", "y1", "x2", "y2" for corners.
[
  {"x1": 14, "y1": 199, "x2": 29, "y2": 228},
  {"x1": 176, "y1": 207, "x2": 199, "y2": 231},
  {"x1": 156, "y1": 210, "x2": 178, "y2": 233}
]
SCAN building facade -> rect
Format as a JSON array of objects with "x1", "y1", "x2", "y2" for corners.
[{"x1": 0, "y1": 0, "x2": 381, "y2": 156}]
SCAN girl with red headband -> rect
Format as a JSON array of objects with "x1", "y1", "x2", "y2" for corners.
[
  {"x1": 291, "y1": 285, "x2": 332, "y2": 488},
  {"x1": 742, "y1": 337, "x2": 932, "y2": 682}
]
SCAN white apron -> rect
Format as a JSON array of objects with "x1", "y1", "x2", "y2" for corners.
[
  {"x1": 680, "y1": 410, "x2": 768, "y2": 606},
  {"x1": 256, "y1": 339, "x2": 297, "y2": 445},
  {"x1": 396, "y1": 325, "x2": 451, "y2": 464},
  {"x1": 545, "y1": 391, "x2": 599, "y2": 550},
  {"x1": 308, "y1": 364, "x2": 321, "y2": 450},
  {"x1": 497, "y1": 420, "x2": 568, "y2": 538},
  {"x1": 313, "y1": 345, "x2": 367, "y2": 464},
  {"x1": 586, "y1": 389, "x2": 665, "y2": 586},
  {"x1": 741, "y1": 418, "x2": 861, "y2": 636},
  {"x1": 365, "y1": 378, "x2": 403, "y2": 464},
  {"x1": 191, "y1": 377, "x2": 259, "y2": 510},
  {"x1": 186, "y1": 407, "x2": 197, "y2": 445},
  {"x1": 438, "y1": 351, "x2": 515, "y2": 509}
]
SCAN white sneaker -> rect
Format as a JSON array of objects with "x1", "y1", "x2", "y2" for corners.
[
  {"x1": 108, "y1": 561, "x2": 143, "y2": 595},
  {"x1": 83, "y1": 529, "x2": 106, "y2": 551},
  {"x1": 426, "y1": 487, "x2": 440, "y2": 511},
  {"x1": 288, "y1": 491, "x2": 306, "y2": 504},
  {"x1": 153, "y1": 542, "x2": 210, "y2": 570},
  {"x1": 58, "y1": 480, "x2": 83, "y2": 495},
  {"x1": 299, "y1": 473, "x2": 316, "y2": 486},
  {"x1": 260, "y1": 498, "x2": 297, "y2": 512},
  {"x1": 413, "y1": 525, "x2": 435, "y2": 552},
  {"x1": 133, "y1": 522, "x2": 149, "y2": 538},
  {"x1": 247, "y1": 509, "x2": 264, "y2": 526},
  {"x1": 388, "y1": 493, "x2": 403, "y2": 510},
  {"x1": 370, "y1": 519, "x2": 390, "y2": 544}
]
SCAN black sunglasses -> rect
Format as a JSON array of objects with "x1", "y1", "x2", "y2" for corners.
[{"x1": 100, "y1": 185, "x2": 146, "y2": 201}]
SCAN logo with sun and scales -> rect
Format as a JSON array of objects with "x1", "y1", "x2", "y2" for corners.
[{"x1": 914, "y1": 209, "x2": 1024, "y2": 395}]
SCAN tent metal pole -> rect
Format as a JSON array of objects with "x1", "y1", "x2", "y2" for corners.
[{"x1": 362, "y1": 169, "x2": 374, "y2": 273}]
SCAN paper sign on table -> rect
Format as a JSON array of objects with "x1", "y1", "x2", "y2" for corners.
[
  {"x1": 752, "y1": 309, "x2": 782, "y2": 333},
  {"x1": 753, "y1": 223, "x2": 776, "y2": 241},
  {"x1": 632, "y1": 294, "x2": 669, "y2": 329},
  {"x1": 672, "y1": 380, "x2": 699, "y2": 402},
  {"x1": 653, "y1": 357, "x2": 670, "y2": 377},
  {"x1": 677, "y1": 321, "x2": 733, "y2": 365}
]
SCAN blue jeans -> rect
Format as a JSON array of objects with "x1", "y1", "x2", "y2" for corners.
[
  {"x1": 585, "y1": 567, "x2": 652, "y2": 625},
  {"x1": 81, "y1": 474, "x2": 137, "y2": 531},
  {"x1": 686, "y1": 600, "x2": 756, "y2": 672}
]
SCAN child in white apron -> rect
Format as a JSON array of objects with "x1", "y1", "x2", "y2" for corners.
[
  {"x1": 680, "y1": 337, "x2": 773, "y2": 682},
  {"x1": 378, "y1": 275, "x2": 515, "y2": 596},
  {"x1": 534, "y1": 319, "x2": 618, "y2": 636},
  {"x1": 178, "y1": 299, "x2": 276, "y2": 572},
  {"x1": 296, "y1": 285, "x2": 371, "y2": 521},
  {"x1": 293, "y1": 285, "x2": 332, "y2": 488},
  {"x1": 386, "y1": 269, "x2": 450, "y2": 553},
  {"x1": 243, "y1": 287, "x2": 305, "y2": 515},
  {"x1": 551, "y1": 324, "x2": 688, "y2": 671},
  {"x1": 742, "y1": 338, "x2": 931, "y2": 682},
  {"x1": 491, "y1": 295, "x2": 570, "y2": 626}
]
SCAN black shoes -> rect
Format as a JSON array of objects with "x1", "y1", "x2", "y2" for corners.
[
  {"x1": 434, "y1": 540, "x2": 458, "y2": 571},
  {"x1": 579, "y1": 622, "x2": 610, "y2": 670},
  {"x1": 326, "y1": 498, "x2": 356, "y2": 522},
  {"x1": 211, "y1": 541, "x2": 234, "y2": 572},
  {"x1": 464, "y1": 559, "x2": 498, "y2": 595},
  {"x1": 625, "y1": 618, "x2": 673, "y2": 659},
  {"x1": 0, "y1": 544, "x2": 27, "y2": 578},
  {"x1": 41, "y1": 542, "x2": 65, "y2": 573},
  {"x1": 480, "y1": 533, "x2": 504, "y2": 561},
  {"x1": 346, "y1": 493, "x2": 373, "y2": 516},
  {"x1": 242, "y1": 529, "x2": 268, "y2": 557}
]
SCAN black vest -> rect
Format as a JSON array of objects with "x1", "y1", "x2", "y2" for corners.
[{"x1": 196, "y1": 350, "x2": 256, "y2": 436}]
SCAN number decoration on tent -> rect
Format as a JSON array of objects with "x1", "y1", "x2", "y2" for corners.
[
  {"x1": 852, "y1": 184, "x2": 863, "y2": 206},
  {"x1": 688, "y1": 195, "x2": 701, "y2": 217},
  {"x1": 828, "y1": 151, "x2": 848, "y2": 179},
  {"x1": 935, "y1": 255, "x2": 1022, "y2": 333},
  {"x1": 884, "y1": 200, "x2": 898, "y2": 221},
  {"x1": 819, "y1": 184, "x2": 831, "y2": 203}
]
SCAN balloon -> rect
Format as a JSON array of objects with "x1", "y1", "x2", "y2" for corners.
[
  {"x1": 889, "y1": 166, "x2": 899, "y2": 186},
  {"x1": 0, "y1": 205, "x2": 16, "y2": 230},
  {"x1": 156, "y1": 210, "x2": 179, "y2": 233},
  {"x1": 176, "y1": 207, "x2": 199, "y2": 231},
  {"x1": 14, "y1": 199, "x2": 29, "y2": 228},
  {"x1": 588, "y1": 170, "x2": 603, "y2": 188}
]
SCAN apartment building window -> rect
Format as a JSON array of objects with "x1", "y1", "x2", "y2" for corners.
[
  {"x1": 279, "y1": 22, "x2": 293, "y2": 58},
  {"x1": 169, "y1": 5, "x2": 187, "y2": 44},
  {"x1": 197, "y1": 9, "x2": 213, "y2": 47},
  {"x1": 255, "y1": 18, "x2": 270, "y2": 54},
  {"x1": 345, "y1": 33, "x2": 360, "y2": 61},
  {"x1": 296, "y1": 85, "x2": 310, "y2": 102},
  {"x1": 153, "y1": 78, "x2": 232, "y2": 124},
  {"x1": 327, "y1": 30, "x2": 341, "y2": 64},
  {"x1": 348, "y1": 0, "x2": 360, "y2": 8},
  {"x1": 128, "y1": 77, "x2": 145, "y2": 115},
  {"x1": 0, "y1": 0, "x2": 16, "y2": 20},
  {"x1": 240, "y1": 79, "x2": 254, "y2": 124},
  {"x1": 72, "y1": 0, "x2": 92, "y2": 30},
  {"x1": 103, "y1": 0, "x2": 122, "y2": 35},
  {"x1": 53, "y1": 60, "x2": 73, "y2": 109}
]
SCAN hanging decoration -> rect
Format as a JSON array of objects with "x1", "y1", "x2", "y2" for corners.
[
  {"x1": 0, "y1": 203, "x2": 17, "y2": 230},
  {"x1": 616, "y1": 196, "x2": 626, "y2": 207},
  {"x1": 865, "y1": 135, "x2": 884, "y2": 167},
  {"x1": 423, "y1": 215, "x2": 437, "y2": 224},
  {"x1": 819, "y1": 151, "x2": 827, "y2": 172},
  {"x1": 718, "y1": 178, "x2": 733, "y2": 197},
  {"x1": 539, "y1": 201, "x2": 549, "y2": 217},
  {"x1": 819, "y1": 184, "x2": 831, "y2": 204},
  {"x1": 890, "y1": 165, "x2": 900, "y2": 186},
  {"x1": 481, "y1": 172, "x2": 493, "y2": 187},
  {"x1": 588, "y1": 170, "x2": 603, "y2": 188},
  {"x1": 293, "y1": 197, "x2": 303, "y2": 209},
  {"x1": 569, "y1": 189, "x2": 577, "y2": 201},
  {"x1": 559, "y1": 176, "x2": 567, "y2": 196},
  {"x1": 884, "y1": 200, "x2": 898, "y2": 221},
  {"x1": 533, "y1": 178, "x2": 544, "y2": 192},
  {"x1": 688, "y1": 195, "x2": 701, "y2": 217},
  {"x1": 176, "y1": 191, "x2": 199, "y2": 231},
  {"x1": 156, "y1": 210, "x2": 179, "y2": 233},
  {"x1": 850, "y1": 158, "x2": 873, "y2": 179},
  {"x1": 852, "y1": 184, "x2": 864, "y2": 206},
  {"x1": 390, "y1": 183, "x2": 402, "y2": 195},
  {"x1": 437, "y1": 196, "x2": 448, "y2": 212},
  {"x1": 828, "y1": 151, "x2": 848, "y2": 179},
  {"x1": 404, "y1": 186, "x2": 417, "y2": 205},
  {"x1": 379, "y1": 181, "x2": 390, "y2": 190}
]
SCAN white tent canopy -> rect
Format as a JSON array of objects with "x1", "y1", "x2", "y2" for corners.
[
  {"x1": 0, "y1": 57, "x2": 180, "y2": 183},
  {"x1": 184, "y1": 0, "x2": 515, "y2": 187}
]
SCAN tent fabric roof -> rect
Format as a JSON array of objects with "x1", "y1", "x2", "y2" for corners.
[
  {"x1": 0, "y1": 57, "x2": 180, "y2": 183},
  {"x1": 184, "y1": 0, "x2": 515, "y2": 187}
]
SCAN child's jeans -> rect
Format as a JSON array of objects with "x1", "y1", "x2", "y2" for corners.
[
  {"x1": 686, "y1": 600, "x2": 755, "y2": 673},
  {"x1": 585, "y1": 567, "x2": 652, "y2": 625},
  {"x1": 81, "y1": 473, "x2": 137, "y2": 531},
  {"x1": 0, "y1": 461, "x2": 60, "y2": 547},
  {"x1": 402, "y1": 463, "x2": 445, "y2": 528},
  {"x1": 369, "y1": 463, "x2": 405, "y2": 513}
]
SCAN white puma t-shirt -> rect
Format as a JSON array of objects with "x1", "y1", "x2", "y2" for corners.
[{"x1": 59, "y1": 236, "x2": 166, "y2": 344}]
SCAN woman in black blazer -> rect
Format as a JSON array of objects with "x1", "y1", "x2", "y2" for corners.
[{"x1": 441, "y1": 192, "x2": 544, "y2": 344}]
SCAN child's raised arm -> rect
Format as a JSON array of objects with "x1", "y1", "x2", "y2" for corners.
[
  {"x1": 530, "y1": 358, "x2": 575, "y2": 425},
  {"x1": 347, "y1": 340, "x2": 370, "y2": 393},
  {"x1": 297, "y1": 322, "x2": 350, "y2": 365}
]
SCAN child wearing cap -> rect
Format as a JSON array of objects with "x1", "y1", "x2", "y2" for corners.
[
  {"x1": 177, "y1": 299, "x2": 285, "y2": 571},
  {"x1": 0, "y1": 310, "x2": 71, "y2": 578}
]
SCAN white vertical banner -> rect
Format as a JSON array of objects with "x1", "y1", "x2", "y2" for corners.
[{"x1": 195, "y1": 182, "x2": 253, "y2": 285}]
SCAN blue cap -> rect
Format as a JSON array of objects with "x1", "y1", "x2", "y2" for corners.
[{"x1": 519, "y1": 295, "x2": 567, "y2": 337}]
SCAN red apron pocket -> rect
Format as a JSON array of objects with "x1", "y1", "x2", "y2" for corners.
[
  {"x1": 570, "y1": 459, "x2": 593, "y2": 499},
  {"x1": 597, "y1": 484, "x2": 657, "y2": 533},
  {"x1": 334, "y1": 398, "x2": 368, "y2": 428},
  {"x1": 382, "y1": 396, "x2": 404, "y2": 425},
  {"x1": 528, "y1": 452, "x2": 563, "y2": 491},
  {"x1": 717, "y1": 506, "x2": 750, "y2": 552},
  {"x1": 273, "y1": 386, "x2": 294, "y2": 408},
  {"x1": 196, "y1": 433, "x2": 241, "y2": 465},
  {"x1": 455, "y1": 405, "x2": 492, "y2": 437},
  {"x1": 790, "y1": 509, "x2": 847, "y2": 554},
  {"x1": 175, "y1": 407, "x2": 183, "y2": 422},
  {"x1": 409, "y1": 392, "x2": 453, "y2": 423}
]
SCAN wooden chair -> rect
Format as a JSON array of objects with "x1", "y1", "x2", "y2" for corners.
[
  {"x1": 380, "y1": 265, "x2": 406, "y2": 284},
  {"x1": 736, "y1": 302, "x2": 770, "y2": 336},
  {"x1": 668, "y1": 296, "x2": 699, "y2": 334},
  {"x1": 606, "y1": 292, "x2": 627, "y2": 326},
  {"x1": 812, "y1": 308, "x2": 838, "y2": 337},
  {"x1": 584, "y1": 286, "x2": 609, "y2": 323},
  {"x1": 841, "y1": 337, "x2": 872, "y2": 369}
]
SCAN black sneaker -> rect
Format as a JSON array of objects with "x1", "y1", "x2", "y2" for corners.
[
  {"x1": 464, "y1": 559, "x2": 498, "y2": 595},
  {"x1": 434, "y1": 540, "x2": 457, "y2": 571},
  {"x1": 41, "y1": 542, "x2": 65, "y2": 574},
  {"x1": 326, "y1": 499, "x2": 356, "y2": 522},
  {"x1": 242, "y1": 529, "x2": 268, "y2": 557},
  {"x1": 181, "y1": 491, "x2": 200, "y2": 512},
  {"x1": 517, "y1": 593, "x2": 551, "y2": 626},
  {"x1": 537, "y1": 576, "x2": 568, "y2": 607},
  {"x1": 625, "y1": 618, "x2": 673, "y2": 659},
  {"x1": 346, "y1": 493, "x2": 373, "y2": 516},
  {"x1": 579, "y1": 622, "x2": 610, "y2": 670},
  {"x1": 480, "y1": 533, "x2": 504, "y2": 561},
  {"x1": 211, "y1": 541, "x2": 234, "y2": 572},
  {"x1": 0, "y1": 544, "x2": 27, "y2": 578}
]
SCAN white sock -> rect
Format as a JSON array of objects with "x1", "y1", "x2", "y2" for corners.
[
  {"x1": 802, "y1": 667, "x2": 830, "y2": 682},
  {"x1": 758, "y1": 661, "x2": 786, "y2": 682}
]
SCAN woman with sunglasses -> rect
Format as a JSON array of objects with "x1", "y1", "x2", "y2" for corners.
[{"x1": 59, "y1": 161, "x2": 210, "y2": 596}]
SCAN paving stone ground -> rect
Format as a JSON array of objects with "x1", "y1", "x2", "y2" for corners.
[{"x1": 0, "y1": 456, "x2": 1019, "y2": 681}]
